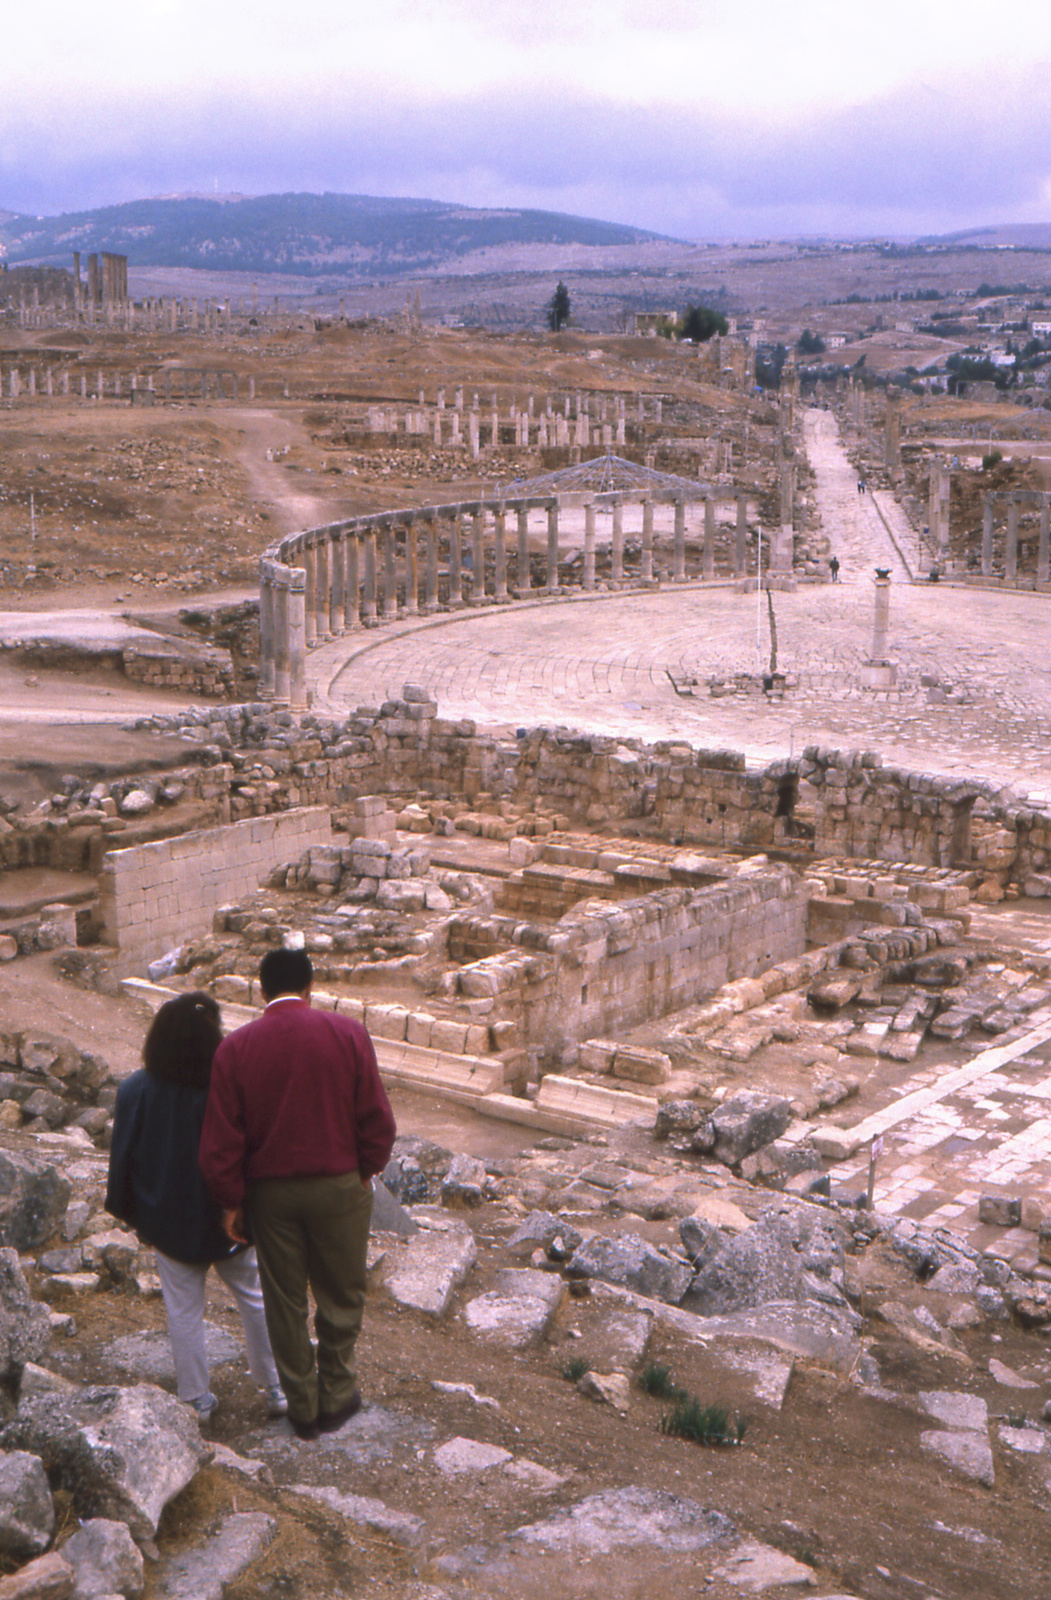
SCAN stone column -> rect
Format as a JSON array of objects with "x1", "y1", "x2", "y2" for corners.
[
  {"x1": 703, "y1": 495, "x2": 716, "y2": 579},
  {"x1": 982, "y1": 497, "x2": 994, "y2": 578},
  {"x1": 450, "y1": 513, "x2": 464, "y2": 605},
  {"x1": 288, "y1": 573, "x2": 308, "y2": 711},
  {"x1": 611, "y1": 498, "x2": 624, "y2": 583},
  {"x1": 1039, "y1": 501, "x2": 1050, "y2": 586},
  {"x1": 583, "y1": 500, "x2": 596, "y2": 590},
  {"x1": 1006, "y1": 497, "x2": 1019, "y2": 582},
  {"x1": 315, "y1": 538, "x2": 331, "y2": 639},
  {"x1": 641, "y1": 498, "x2": 653, "y2": 583},
  {"x1": 871, "y1": 575, "x2": 891, "y2": 663},
  {"x1": 405, "y1": 519, "x2": 419, "y2": 614},
  {"x1": 424, "y1": 516, "x2": 439, "y2": 611},
  {"x1": 330, "y1": 533, "x2": 346, "y2": 634},
  {"x1": 471, "y1": 509, "x2": 486, "y2": 602},
  {"x1": 258, "y1": 572, "x2": 276, "y2": 698},
  {"x1": 345, "y1": 536, "x2": 360, "y2": 628},
  {"x1": 734, "y1": 496, "x2": 748, "y2": 578},
  {"x1": 673, "y1": 499, "x2": 686, "y2": 581},
  {"x1": 546, "y1": 502, "x2": 559, "y2": 593},
  {"x1": 303, "y1": 541, "x2": 318, "y2": 646},
  {"x1": 363, "y1": 530, "x2": 378, "y2": 622},
  {"x1": 274, "y1": 580, "x2": 291, "y2": 703},
  {"x1": 381, "y1": 523, "x2": 396, "y2": 615},
  {"x1": 517, "y1": 506, "x2": 531, "y2": 596},
  {"x1": 494, "y1": 507, "x2": 508, "y2": 600}
]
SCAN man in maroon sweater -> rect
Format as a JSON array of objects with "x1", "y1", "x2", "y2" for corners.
[{"x1": 200, "y1": 947, "x2": 396, "y2": 1440}]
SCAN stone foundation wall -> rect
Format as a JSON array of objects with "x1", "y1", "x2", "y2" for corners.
[
  {"x1": 10, "y1": 696, "x2": 1051, "y2": 896},
  {"x1": 99, "y1": 807, "x2": 332, "y2": 970},
  {"x1": 450, "y1": 870, "x2": 807, "y2": 1063}
]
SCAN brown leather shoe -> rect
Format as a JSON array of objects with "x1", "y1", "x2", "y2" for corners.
[
  {"x1": 318, "y1": 1391, "x2": 362, "y2": 1433},
  {"x1": 289, "y1": 1415, "x2": 320, "y2": 1441}
]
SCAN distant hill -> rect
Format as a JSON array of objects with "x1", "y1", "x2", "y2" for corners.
[
  {"x1": 919, "y1": 223, "x2": 1051, "y2": 251},
  {"x1": 0, "y1": 192, "x2": 670, "y2": 278}
]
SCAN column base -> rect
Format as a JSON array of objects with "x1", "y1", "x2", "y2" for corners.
[{"x1": 860, "y1": 661, "x2": 898, "y2": 689}]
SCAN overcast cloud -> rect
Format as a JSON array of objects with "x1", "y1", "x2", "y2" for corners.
[{"x1": 4, "y1": 0, "x2": 1051, "y2": 237}]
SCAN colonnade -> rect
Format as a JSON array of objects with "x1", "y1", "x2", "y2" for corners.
[
  {"x1": 980, "y1": 491, "x2": 1051, "y2": 583},
  {"x1": 260, "y1": 489, "x2": 757, "y2": 708}
]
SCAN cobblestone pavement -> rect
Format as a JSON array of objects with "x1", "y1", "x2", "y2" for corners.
[{"x1": 314, "y1": 410, "x2": 1051, "y2": 801}]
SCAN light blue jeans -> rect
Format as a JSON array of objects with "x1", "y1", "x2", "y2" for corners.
[{"x1": 155, "y1": 1245, "x2": 280, "y2": 1402}]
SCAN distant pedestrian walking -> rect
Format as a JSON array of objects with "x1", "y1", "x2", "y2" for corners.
[{"x1": 829, "y1": 555, "x2": 840, "y2": 582}]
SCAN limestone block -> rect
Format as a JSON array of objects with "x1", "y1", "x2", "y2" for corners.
[
  {"x1": 406, "y1": 1013, "x2": 435, "y2": 1047},
  {"x1": 978, "y1": 1195, "x2": 1022, "y2": 1227},
  {"x1": 0, "y1": 1551, "x2": 74, "y2": 1600},
  {"x1": 578, "y1": 1040, "x2": 618, "y2": 1074},
  {"x1": 0, "y1": 1453, "x2": 54, "y2": 1560},
  {"x1": 611, "y1": 1047, "x2": 671, "y2": 1086},
  {"x1": 384, "y1": 1222, "x2": 478, "y2": 1317},
  {"x1": 429, "y1": 1020, "x2": 468, "y2": 1053},
  {"x1": 364, "y1": 1004, "x2": 409, "y2": 1041}
]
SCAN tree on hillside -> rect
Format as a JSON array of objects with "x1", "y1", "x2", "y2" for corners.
[
  {"x1": 797, "y1": 328, "x2": 825, "y2": 355},
  {"x1": 678, "y1": 305, "x2": 728, "y2": 343},
  {"x1": 548, "y1": 282, "x2": 571, "y2": 332}
]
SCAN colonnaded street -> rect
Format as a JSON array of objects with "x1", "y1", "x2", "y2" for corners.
[{"x1": 311, "y1": 412, "x2": 1051, "y2": 804}]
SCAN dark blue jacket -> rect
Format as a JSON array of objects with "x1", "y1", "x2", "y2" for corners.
[{"x1": 106, "y1": 1069, "x2": 242, "y2": 1265}]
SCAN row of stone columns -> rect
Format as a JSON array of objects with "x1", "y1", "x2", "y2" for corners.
[
  {"x1": 0, "y1": 366, "x2": 250, "y2": 403},
  {"x1": 981, "y1": 494, "x2": 1051, "y2": 583},
  {"x1": 261, "y1": 494, "x2": 758, "y2": 707}
]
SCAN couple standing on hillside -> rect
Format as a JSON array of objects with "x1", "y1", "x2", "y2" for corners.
[{"x1": 106, "y1": 948, "x2": 396, "y2": 1442}]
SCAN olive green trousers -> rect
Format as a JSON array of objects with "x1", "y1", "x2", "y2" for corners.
[{"x1": 246, "y1": 1170, "x2": 372, "y2": 1426}]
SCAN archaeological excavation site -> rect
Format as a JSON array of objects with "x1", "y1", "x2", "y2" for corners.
[{"x1": 2, "y1": 245, "x2": 1051, "y2": 1600}]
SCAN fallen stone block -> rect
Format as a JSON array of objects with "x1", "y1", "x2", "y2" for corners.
[
  {"x1": 568, "y1": 1234, "x2": 691, "y2": 1305},
  {"x1": 0, "y1": 1551, "x2": 74, "y2": 1600},
  {"x1": 293, "y1": 1484, "x2": 426, "y2": 1549},
  {"x1": 0, "y1": 1452, "x2": 54, "y2": 1560},
  {"x1": 3, "y1": 1383, "x2": 209, "y2": 1541},
  {"x1": 978, "y1": 1195, "x2": 1021, "y2": 1227},
  {"x1": 920, "y1": 1429, "x2": 994, "y2": 1487},
  {"x1": 0, "y1": 1250, "x2": 51, "y2": 1379},
  {"x1": 710, "y1": 1092, "x2": 791, "y2": 1166},
  {"x1": 440, "y1": 1154, "x2": 487, "y2": 1209},
  {"x1": 712, "y1": 1538, "x2": 816, "y2": 1593},
  {"x1": 433, "y1": 1436, "x2": 512, "y2": 1475},
  {"x1": 506, "y1": 1212, "x2": 582, "y2": 1261},
  {"x1": 0, "y1": 1151, "x2": 72, "y2": 1251},
  {"x1": 512, "y1": 1486, "x2": 734, "y2": 1556},
  {"x1": 463, "y1": 1269, "x2": 564, "y2": 1346},
  {"x1": 918, "y1": 1389, "x2": 988, "y2": 1432},
  {"x1": 153, "y1": 1512, "x2": 273, "y2": 1600},
  {"x1": 60, "y1": 1517, "x2": 143, "y2": 1599},
  {"x1": 384, "y1": 1222, "x2": 477, "y2": 1317}
]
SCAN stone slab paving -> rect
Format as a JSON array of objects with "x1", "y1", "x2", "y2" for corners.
[{"x1": 311, "y1": 413, "x2": 1051, "y2": 799}]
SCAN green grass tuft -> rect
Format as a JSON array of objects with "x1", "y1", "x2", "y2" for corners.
[
  {"x1": 659, "y1": 1395, "x2": 748, "y2": 1447},
  {"x1": 562, "y1": 1356, "x2": 591, "y2": 1383},
  {"x1": 639, "y1": 1362, "x2": 681, "y2": 1399}
]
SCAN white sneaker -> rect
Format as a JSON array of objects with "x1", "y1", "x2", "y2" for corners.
[
  {"x1": 266, "y1": 1384, "x2": 288, "y2": 1418},
  {"x1": 189, "y1": 1392, "x2": 219, "y2": 1419}
]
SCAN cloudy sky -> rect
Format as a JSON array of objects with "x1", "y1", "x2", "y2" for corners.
[{"x1": 4, "y1": 0, "x2": 1051, "y2": 239}]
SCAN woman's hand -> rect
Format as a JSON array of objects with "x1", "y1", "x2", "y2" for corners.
[{"x1": 222, "y1": 1207, "x2": 248, "y2": 1245}]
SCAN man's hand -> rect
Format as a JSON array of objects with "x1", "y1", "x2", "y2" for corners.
[{"x1": 222, "y1": 1207, "x2": 248, "y2": 1245}]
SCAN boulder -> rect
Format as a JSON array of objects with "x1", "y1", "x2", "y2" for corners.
[
  {"x1": 3, "y1": 1383, "x2": 209, "y2": 1541},
  {"x1": 568, "y1": 1234, "x2": 692, "y2": 1305},
  {"x1": 0, "y1": 1150, "x2": 72, "y2": 1250},
  {"x1": 506, "y1": 1211, "x2": 582, "y2": 1261},
  {"x1": 710, "y1": 1092, "x2": 792, "y2": 1167},
  {"x1": 577, "y1": 1371, "x2": 631, "y2": 1411},
  {"x1": 0, "y1": 1250, "x2": 51, "y2": 1377},
  {"x1": 0, "y1": 1551, "x2": 74, "y2": 1600},
  {"x1": 440, "y1": 1154, "x2": 487, "y2": 1209},
  {"x1": 513, "y1": 1486, "x2": 734, "y2": 1556},
  {"x1": 60, "y1": 1518, "x2": 143, "y2": 1598},
  {"x1": 0, "y1": 1453, "x2": 55, "y2": 1559},
  {"x1": 685, "y1": 1211, "x2": 847, "y2": 1317}
]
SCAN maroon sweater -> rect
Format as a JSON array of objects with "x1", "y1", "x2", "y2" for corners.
[{"x1": 199, "y1": 999, "x2": 396, "y2": 1209}]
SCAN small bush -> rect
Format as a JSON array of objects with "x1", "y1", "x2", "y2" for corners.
[
  {"x1": 659, "y1": 1396, "x2": 747, "y2": 1447},
  {"x1": 639, "y1": 1362, "x2": 681, "y2": 1399},
  {"x1": 982, "y1": 449, "x2": 1003, "y2": 470},
  {"x1": 562, "y1": 1356, "x2": 591, "y2": 1382}
]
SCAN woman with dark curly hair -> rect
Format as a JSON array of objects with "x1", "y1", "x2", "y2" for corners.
[{"x1": 106, "y1": 992, "x2": 285, "y2": 1423}]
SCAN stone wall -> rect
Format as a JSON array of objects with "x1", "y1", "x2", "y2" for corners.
[
  {"x1": 449, "y1": 869, "x2": 806, "y2": 1063},
  {"x1": 10, "y1": 696, "x2": 1051, "y2": 899},
  {"x1": 98, "y1": 807, "x2": 332, "y2": 971}
]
